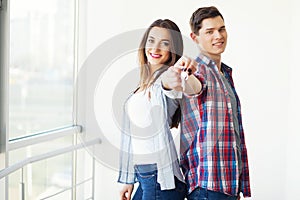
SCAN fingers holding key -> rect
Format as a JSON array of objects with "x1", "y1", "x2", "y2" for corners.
[
  {"x1": 162, "y1": 55, "x2": 198, "y2": 91},
  {"x1": 174, "y1": 56, "x2": 198, "y2": 76}
]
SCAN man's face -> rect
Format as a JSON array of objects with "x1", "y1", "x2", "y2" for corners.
[{"x1": 191, "y1": 16, "x2": 227, "y2": 59}]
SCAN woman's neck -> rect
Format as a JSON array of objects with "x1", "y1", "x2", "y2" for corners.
[{"x1": 149, "y1": 63, "x2": 162, "y2": 75}]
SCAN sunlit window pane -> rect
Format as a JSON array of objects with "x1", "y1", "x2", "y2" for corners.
[
  {"x1": 8, "y1": 153, "x2": 72, "y2": 200},
  {"x1": 9, "y1": 0, "x2": 75, "y2": 139},
  {"x1": 9, "y1": 135, "x2": 73, "y2": 166}
]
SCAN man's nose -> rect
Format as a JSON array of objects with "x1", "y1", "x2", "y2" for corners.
[{"x1": 214, "y1": 30, "x2": 223, "y2": 39}]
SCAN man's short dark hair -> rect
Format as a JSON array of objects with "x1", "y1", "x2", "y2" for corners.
[{"x1": 190, "y1": 6, "x2": 224, "y2": 34}]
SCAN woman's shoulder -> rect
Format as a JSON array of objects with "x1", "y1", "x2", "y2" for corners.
[{"x1": 152, "y1": 76, "x2": 163, "y2": 86}]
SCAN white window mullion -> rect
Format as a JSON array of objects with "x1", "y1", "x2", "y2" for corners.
[
  {"x1": 0, "y1": 0, "x2": 9, "y2": 154},
  {"x1": 0, "y1": 0, "x2": 10, "y2": 199}
]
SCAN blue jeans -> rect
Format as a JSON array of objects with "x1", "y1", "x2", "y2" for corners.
[
  {"x1": 187, "y1": 187, "x2": 238, "y2": 200},
  {"x1": 132, "y1": 164, "x2": 187, "y2": 200}
]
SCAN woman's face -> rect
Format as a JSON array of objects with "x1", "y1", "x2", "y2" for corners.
[{"x1": 145, "y1": 27, "x2": 171, "y2": 70}]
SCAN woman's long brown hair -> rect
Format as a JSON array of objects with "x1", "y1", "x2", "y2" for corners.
[
  {"x1": 137, "y1": 19, "x2": 183, "y2": 91},
  {"x1": 137, "y1": 19, "x2": 183, "y2": 128}
]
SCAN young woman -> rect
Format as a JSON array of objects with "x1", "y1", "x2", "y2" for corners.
[{"x1": 118, "y1": 19, "x2": 190, "y2": 200}]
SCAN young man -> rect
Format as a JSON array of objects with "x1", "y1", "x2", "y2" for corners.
[{"x1": 161, "y1": 6, "x2": 251, "y2": 200}]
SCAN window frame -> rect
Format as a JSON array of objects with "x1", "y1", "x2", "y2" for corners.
[{"x1": 0, "y1": 0, "x2": 97, "y2": 199}]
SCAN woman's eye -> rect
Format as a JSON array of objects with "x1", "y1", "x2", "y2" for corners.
[
  {"x1": 161, "y1": 42, "x2": 170, "y2": 47},
  {"x1": 147, "y1": 38, "x2": 154, "y2": 43}
]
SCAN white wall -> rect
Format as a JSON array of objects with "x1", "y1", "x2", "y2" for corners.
[
  {"x1": 79, "y1": 0, "x2": 300, "y2": 199},
  {"x1": 286, "y1": 0, "x2": 300, "y2": 199}
]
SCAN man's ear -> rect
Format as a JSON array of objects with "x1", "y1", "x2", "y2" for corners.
[{"x1": 190, "y1": 32, "x2": 198, "y2": 43}]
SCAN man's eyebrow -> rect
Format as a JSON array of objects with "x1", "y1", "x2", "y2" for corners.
[{"x1": 205, "y1": 25, "x2": 226, "y2": 30}]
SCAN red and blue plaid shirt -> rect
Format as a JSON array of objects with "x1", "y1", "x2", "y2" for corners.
[{"x1": 178, "y1": 54, "x2": 251, "y2": 197}]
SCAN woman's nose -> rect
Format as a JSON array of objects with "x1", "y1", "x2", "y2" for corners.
[{"x1": 151, "y1": 42, "x2": 161, "y2": 51}]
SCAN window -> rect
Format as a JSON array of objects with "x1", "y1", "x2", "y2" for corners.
[
  {"x1": 9, "y1": 0, "x2": 75, "y2": 139},
  {"x1": 0, "y1": 0, "x2": 91, "y2": 199},
  {"x1": 9, "y1": 148, "x2": 73, "y2": 200}
]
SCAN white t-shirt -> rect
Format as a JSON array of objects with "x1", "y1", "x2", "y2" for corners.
[{"x1": 127, "y1": 89, "x2": 165, "y2": 164}]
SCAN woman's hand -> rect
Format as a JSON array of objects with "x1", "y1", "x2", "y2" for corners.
[{"x1": 120, "y1": 184, "x2": 134, "y2": 200}]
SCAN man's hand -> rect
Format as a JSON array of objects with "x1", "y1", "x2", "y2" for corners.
[
  {"x1": 161, "y1": 56, "x2": 198, "y2": 91},
  {"x1": 120, "y1": 184, "x2": 134, "y2": 200},
  {"x1": 174, "y1": 56, "x2": 198, "y2": 75}
]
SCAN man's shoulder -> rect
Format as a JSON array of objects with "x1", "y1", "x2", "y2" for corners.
[{"x1": 221, "y1": 63, "x2": 233, "y2": 75}]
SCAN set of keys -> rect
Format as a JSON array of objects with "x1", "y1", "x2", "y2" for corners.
[{"x1": 180, "y1": 68, "x2": 192, "y2": 90}]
